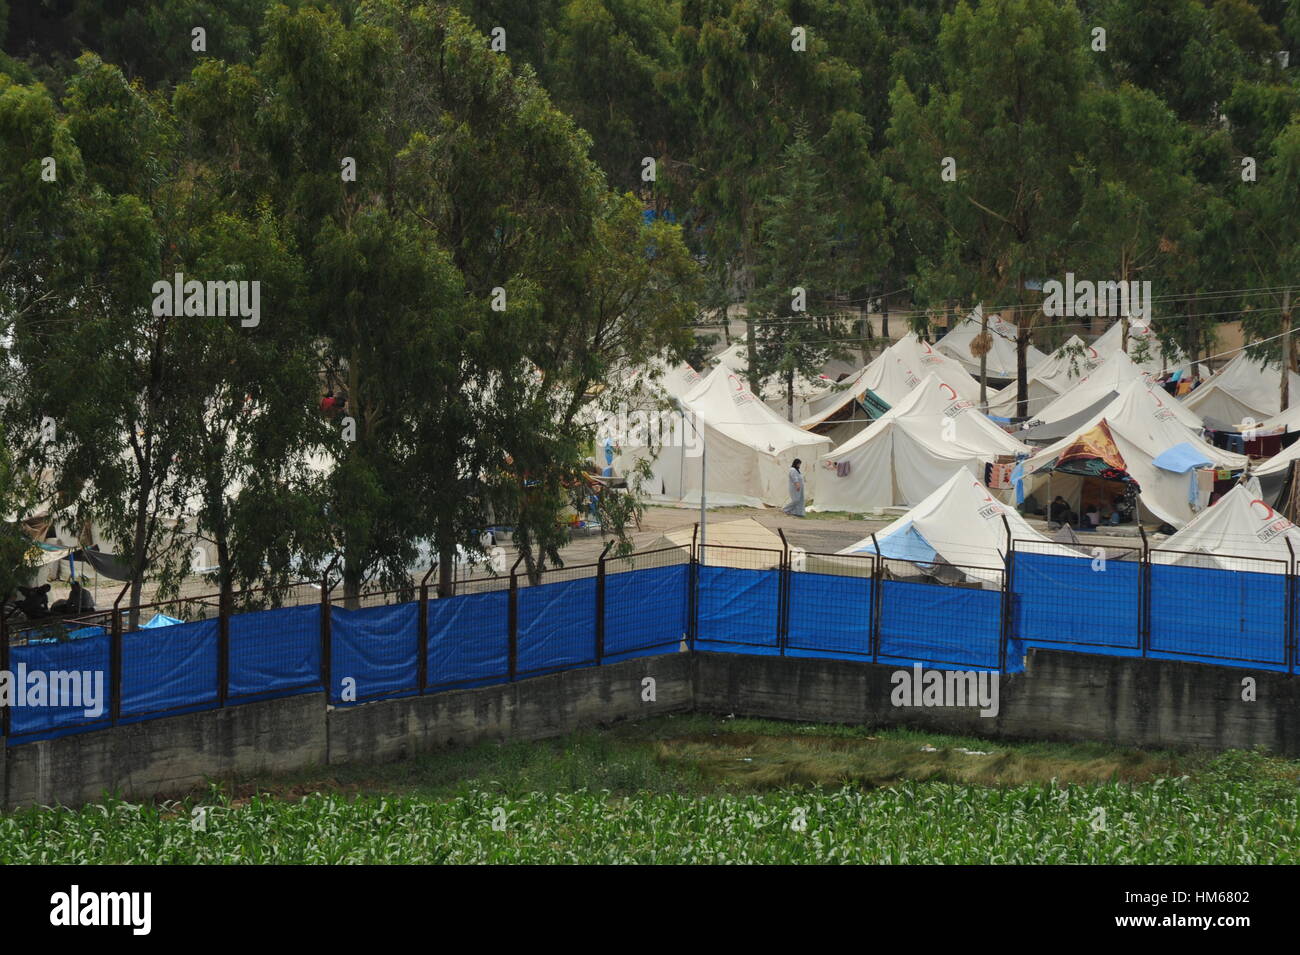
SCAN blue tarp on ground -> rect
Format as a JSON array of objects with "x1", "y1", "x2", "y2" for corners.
[
  {"x1": 6, "y1": 628, "x2": 112, "y2": 737},
  {"x1": 517, "y1": 577, "x2": 598, "y2": 675},
  {"x1": 141, "y1": 613, "x2": 184, "y2": 629},
  {"x1": 604, "y1": 563, "x2": 688, "y2": 660},
  {"x1": 695, "y1": 566, "x2": 780, "y2": 653},
  {"x1": 329, "y1": 602, "x2": 419, "y2": 703},
  {"x1": 427, "y1": 589, "x2": 510, "y2": 688},
  {"x1": 786, "y1": 572, "x2": 873, "y2": 658},
  {"x1": 1150, "y1": 563, "x2": 1288, "y2": 669},
  {"x1": 1010, "y1": 551, "x2": 1141, "y2": 658},
  {"x1": 121, "y1": 617, "x2": 219, "y2": 716},
  {"x1": 853, "y1": 524, "x2": 937, "y2": 565},
  {"x1": 878, "y1": 580, "x2": 1001, "y2": 670},
  {"x1": 228, "y1": 603, "x2": 321, "y2": 698}
]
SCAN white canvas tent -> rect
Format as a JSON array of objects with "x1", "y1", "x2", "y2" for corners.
[
  {"x1": 655, "y1": 516, "x2": 806, "y2": 568},
  {"x1": 935, "y1": 307, "x2": 1046, "y2": 380},
  {"x1": 1153, "y1": 477, "x2": 1300, "y2": 573},
  {"x1": 796, "y1": 365, "x2": 872, "y2": 426},
  {"x1": 836, "y1": 470, "x2": 1080, "y2": 586},
  {"x1": 1091, "y1": 320, "x2": 1178, "y2": 374},
  {"x1": 811, "y1": 372, "x2": 1028, "y2": 512},
  {"x1": 1256, "y1": 400, "x2": 1300, "y2": 434},
  {"x1": 860, "y1": 353, "x2": 924, "y2": 405},
  {"x1": 600, "y1": 357, "x2": 708, "y2": 499},
  {"x1": 712, "y1": 338, "x2": 830, "y2": 415},
  {"x1": 1025, "y1": 351, "x2": 1203, "y2": 431},
  {"x1": 1023, "y1": 378, "x2": 1248, "y2": 529},
  {"x1": 861, "y1": 333, "x2": 983, "y2": 405},
  {"x1": 665, "y1": 365, "x2": 832, "y2": 508},
  {"x1": 791, "y1": 365, "x2": 892, "y2": 446},
  {"x1": 986, "y1": 335, "x2": 1097, "y2": 418},
  {"x1": 1181, "y1": 351, "x2": 1300, "y2": 429}
]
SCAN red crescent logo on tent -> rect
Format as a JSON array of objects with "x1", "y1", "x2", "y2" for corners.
[
  {"x1": 973, "y1": 480, "x2": 993, "y2": 502},
  {"x1": 1088, "y1": 347, "x2": 1098, "y2": 358},
  {"x1": 1251, "y1": 499, "x2": 1274, "y2": 521},
  {"x1": 728, "y1": 373, "x2": 743, "y2": 391},
  {"x1": 922, "y1": 341, "x2": 933, "y2": 354},
  {"x1": 939, "y1": 383, "x2": 957, "y2": 400},
  {"x1": 1152, "y1": 391, "x2": 1163, "y2": 407}
]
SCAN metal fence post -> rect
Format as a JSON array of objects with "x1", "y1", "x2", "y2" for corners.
[
  {"x1": 418, "y1": 562, "x2": 437, "y2": 693},
  {"x1": 595, "y1": 540, "x2": 613, "y2": 665},
  {"x1": 688, "y1": 523, "x2": 699, "y2": 652},
  {"x1": 321, "y1": 557, "x2": 339, "y2": 701},
  {"x1": 1138, "y1": 525, "x2": 1150, "y2": 658},
  {"x1": 1287, "y1": 538, "x2": 1296, "y2": 676},
  {"x1": 508, "y1": 553, "x2": 524, "y2": 681},
  {"x1": 110, "y1": 582, "x2": 130, "y2": 725},
  {"x1": 870, "y1": 533, "x2": 883, "y2": 664},
  {"x1": 0, "y1": 608, "x2": 9, "y2": 740},
  {"x1": 777, "y1": 528, "x2": 790, "y2": 656},
  {"x1": 217, "y1": 585, "x2": 230, "y2": 707},
  {"x1": 999, "y1": 516, "x2": 1013, "y2": 674}
]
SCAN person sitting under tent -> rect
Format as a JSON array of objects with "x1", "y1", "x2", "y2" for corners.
[
  {"x1": 1049, "y1": 495, "x2": 1070, "y2": 524},
  {"x1": 783, "y1": 459, "x2": 806, "y2": 517},
  {"x1": 50, "y1": 581, "x2": 95, "y2": 615},
  {"x1": 1052, "y1": 500, "x2": 1079, "y2": 528},
  {"x1": 13, "y1": 583, "x2": 51, "y2": 618}
]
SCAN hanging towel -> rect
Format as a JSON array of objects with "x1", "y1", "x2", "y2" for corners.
[
  {"x1": 1194, "y1": 468, "x2": 1214, "y2": 510},
  {"x1": 1011, "y1": 461, "x2": 1025, "y2": 506}
]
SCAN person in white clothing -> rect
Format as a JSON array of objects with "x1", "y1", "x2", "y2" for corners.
[{"x1": 784, "y1": 459, "x2": 806, "y2": 517}]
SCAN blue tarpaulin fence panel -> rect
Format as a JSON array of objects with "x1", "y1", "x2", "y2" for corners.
[
  {"x1": 329, "y1": 602, "x2": 419, "y2": 703},
  {"x1": 7, "y1": 628, "x2": 111, "y2": 738},
  {"x1": 786, "y1": 571, "x2": 873, "y2": 659},
  {"x1": 10, "y1": 556, "x2": 1300, "y2": 745},
  {"x1": 695, "y1": 566, "x2": 780, "y2": 654},
  {"x1": 516, "y1": 577, "x2": 598, "y2": 676},
  {"x1": 427, "y1": 589, "x2": 510, "y2": 689},
  {"x1": 878, "y1": 580, "x2": 1001, "y2": 670},
  {"x1": 1149, "y1": 563, "x2": 1288, "y2": 669},
  {"x1": 121, "y1": 618, "x2": 219, "y2": 716},
  {"x1": 228, "y1": 603, "x2": 322, "y2": 698},
  {"x1": 604, "y1": 564, "x2": 688, "y2": 660},
  {"x1": 1010, "y1": 552, "x2": 1141, "y2": 660}
]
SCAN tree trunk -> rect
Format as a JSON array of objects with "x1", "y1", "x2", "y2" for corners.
[
  {"x1": 978, "y1": 307, "x2": 989, "y2": 413},
  {"x1": 342, "y1": 561, "x2": 362, "y2": 610},
  {"x1": 859, "y1": 301, "x2": 871, "y2": 365},
  {"x1": 1016, "y1": 274, "x2": 1029, "y2": 419},
  {"x1": 127, "y1": 475, "x2": 151, "y2": 632},
  {"x1": 745, "y1": 317, "x2": 758, "y2": 389},
  {"x1": 437, "y1": 540, "x2": 455, "y2": 598},
  {"x1": 881, "y1": 281, "x2": 890, "y2": 342},
  {"x1": 1119, "y1": 253, "x2": 1130, "y2": 353},
  {"x1": 1183, "y1": 295, "x2": 1198, "y2": 378},
  {"x1": 1283, "y1": 289, "x2": 1294, "y2": 411},
  {"x1": 786, "y1": 365, "x2": 795, "y2": 422}
]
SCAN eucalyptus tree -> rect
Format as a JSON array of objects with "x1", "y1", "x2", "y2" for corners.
[{"x1": 888, "y1": 0, "x2": 1090, "y2": 417}]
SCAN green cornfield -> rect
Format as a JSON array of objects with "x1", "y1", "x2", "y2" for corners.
[
  {"x1": 2, "y1": 719, "x2": 1297, "y2": 863},
  {"x1": 2, "y1": 780, "x2": 1297, "y2": 864}
]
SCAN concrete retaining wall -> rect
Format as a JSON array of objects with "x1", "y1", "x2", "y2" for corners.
[
  {"x1": 5, "y1": 692, "x2": 327, "y2": 809},
  {"x1": 2, "y1": 653, "x2": 692, "y2": 809},
  {"x1": 3, "y1": 648, "x2": 1296, "y2": 809},
  {"x1": 326, "y1": 652, "x2": 693, "y2": 765},
  {"x1": 695, "y1": 649, "x2": 1300, "y2": 756}
]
